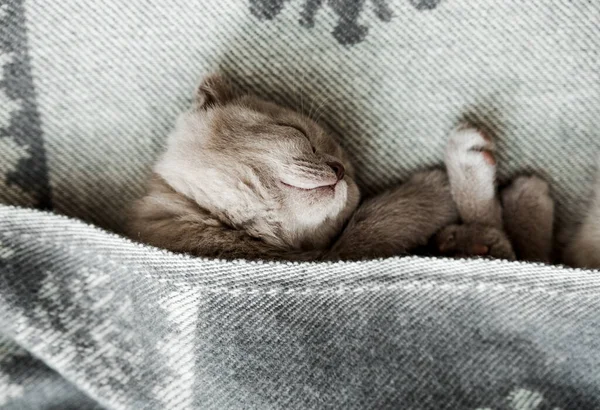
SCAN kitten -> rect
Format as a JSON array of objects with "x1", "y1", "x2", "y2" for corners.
[
  {"x1": 128, "y1": 74, "x2": 458, "y2": 260},
  {"x1": 433, "y1": 126, "x2": 555, "y2": 264},
  {"x1": 563, "y1": 166, "x2": 600, "y2": 269}
]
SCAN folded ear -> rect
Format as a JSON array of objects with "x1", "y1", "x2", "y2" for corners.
[{"x1": 196, "y1": 74, "x2": 237, "y2": 108}]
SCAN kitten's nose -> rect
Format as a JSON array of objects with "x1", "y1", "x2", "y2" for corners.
[{"x1": 327, "y1": 161, "x2": 345, "y2": 181}]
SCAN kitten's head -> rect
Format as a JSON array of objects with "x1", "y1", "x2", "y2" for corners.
[{"x1": 154, "y1": 74, "x2": 360, "y2": 249}]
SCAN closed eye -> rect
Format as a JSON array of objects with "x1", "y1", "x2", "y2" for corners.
[
  {"x1": 276, "y1": 123, "x2": 316, "y2": 152},
  {"x1": 276, "y1": 123, "x2": 306, "y2": 136}
]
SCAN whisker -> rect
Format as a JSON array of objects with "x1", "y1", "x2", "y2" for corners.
[
  {"x1": 299, "y1": 70, "x2": 305, "y2": 116},
  {"x1": 308, "y1": 82, "x2": 319, "y2": 120},
  {"x1": 308, "y1": 76, "x2": 337, "y2": 121},
  {"x1": 291, "y1": 66, "x2": 302, "y2": 116},
  {"x1": 307, "y1": 92, "x2": 316, "y2": 120},
  {"x1": 299, "y1": 68, "x2": 308, "y2": 117},
  {"x1": 308, "y1": 89, "x2": 321, "y2": 120},
  {"x1": 312, "y1": 94, "x2": 333, "y2": 125}
]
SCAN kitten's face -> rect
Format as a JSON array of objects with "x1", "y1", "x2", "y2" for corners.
[{"x1": 154, "y1": 75, "x2": 360, "y2": 249}]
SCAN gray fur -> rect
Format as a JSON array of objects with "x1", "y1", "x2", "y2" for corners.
[
  {"x1": 564, "y1": 165, "x2": 600, "y2": 268},
  {"x1": 502, "y1": 176, "x2": 555, "y2": 263},
  {"x1": 331, "y1": 169, "x2": 458, "y2": 260}
]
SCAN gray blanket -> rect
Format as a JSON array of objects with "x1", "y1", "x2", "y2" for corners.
[{"x1": 1, "y1": 0, "x2": 600, "y2": 408}]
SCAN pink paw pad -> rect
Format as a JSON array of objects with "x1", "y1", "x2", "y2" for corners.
[
  {"x1": 472, "y1": 244, "x2": 489, "y2": 255},
  {"x1": 481, "y1": 150, "x2": 496, "y2": 165}
]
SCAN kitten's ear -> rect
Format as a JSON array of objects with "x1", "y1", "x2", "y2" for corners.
[{"x1": 195, "y1": 74, "x2": 237, "y2": 109}]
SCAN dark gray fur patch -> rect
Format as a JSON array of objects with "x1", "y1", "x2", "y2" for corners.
[{"x1": 0, "y1": 0, "x2": 52, "y2": 209}]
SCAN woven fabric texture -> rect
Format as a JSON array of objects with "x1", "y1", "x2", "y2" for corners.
[
  {"x1": 1, "y1": 0, "x2": 600, "y2": 408},
  {"x1": 2, "y1": 206, "x2": 600, "y2": 409}
]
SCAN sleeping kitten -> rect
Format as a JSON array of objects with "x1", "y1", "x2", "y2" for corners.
[
  {"x1": 128, "y1": 74, "x2": 458, "y2": 260},
  {"x1": 433, "y1": 126, "x2": 555, "y2": 264}
]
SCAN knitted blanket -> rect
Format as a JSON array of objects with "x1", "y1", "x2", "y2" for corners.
[{"x1": 1, "y1": 1, "x2": 600, "y2": 408}]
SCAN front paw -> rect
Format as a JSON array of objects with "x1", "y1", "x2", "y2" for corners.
[
  {"x1": 445, "y1": 125, "x2": 502, "y2": 227},
  {"x1": 434, "y1": 223, "x2": 516, "y2": 261},
  {"x1": 446, "y1": 125, "x2": 497, "y2": 181}
]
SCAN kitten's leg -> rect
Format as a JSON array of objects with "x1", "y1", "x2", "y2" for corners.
[
  {"x1": 433, "y1": 126, "x2": 515, "y2": 260},
  {"x1": 501, "y1": 176, "x2": 554, "y2": 263},
  {"x1": 435, "y1": 224, "x2": 516, "y2": 261},
  {"x1": 563, "y1": 175, "x2": 600, "y2": 268},
  {"x1": 329, "y1": 169, "x2": 459, "y2": 260},
  {"x1": 445, "y1": 126, "x2": 503, "y2": 228}
]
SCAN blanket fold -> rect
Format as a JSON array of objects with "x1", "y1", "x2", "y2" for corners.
[{"x1": 1, "y1": 206, "x2": 600, "y2": 409}]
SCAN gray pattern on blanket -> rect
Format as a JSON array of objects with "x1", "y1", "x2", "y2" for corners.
[
  {"x1": 0, "y1": 234, "x2": 173, "y2": 408},
  {"x1": 0, "y1": 0, "x2": 51, "y2": 209},
  {"x1": 250, "y1": 0, "x2": 395, "y2": 45},
  {"x1": 2, "y1": 208, "x2": 600, "y2": 409},
  {"x1": 248, "y1": 0, "x2": 443, "y2": 45}
]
